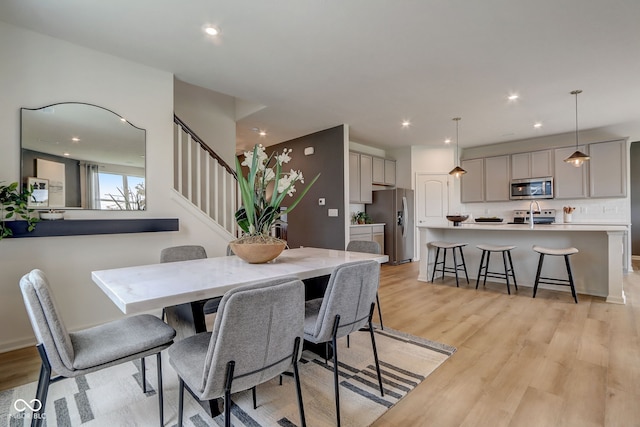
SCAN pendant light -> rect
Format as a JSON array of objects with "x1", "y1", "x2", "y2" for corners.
[
  {"x1": 449, "y1": 117, "x2": 466, "y2": 177},
  {"x1": 564, "y1": 89, "x2": 590, "y2": 167}
]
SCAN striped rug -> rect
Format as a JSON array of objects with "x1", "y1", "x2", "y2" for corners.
[{"x1": 0, "y1": 327, "x2": 455, "y2": 427}]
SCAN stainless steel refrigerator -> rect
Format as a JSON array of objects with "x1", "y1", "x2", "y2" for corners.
[{"x1": 366, "y1": 188, "x2": 414, "y2": 264}]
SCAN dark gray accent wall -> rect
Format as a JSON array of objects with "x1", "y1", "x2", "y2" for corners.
[
  {"x1": 264, "y1": 125, "x2": 345, "y2": 250},
  {"x1": 631, "y1": 141, "x2": 640, "y2": 255},
  {"x1": 22, "y1": 149, "x2": 81, "y2": 207}
]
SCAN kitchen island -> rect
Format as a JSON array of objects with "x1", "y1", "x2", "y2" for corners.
[{"x1": 417, "y1": 223, "x2": 629, "y2": 304}]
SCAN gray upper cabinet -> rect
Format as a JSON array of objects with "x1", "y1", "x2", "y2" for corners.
[
  {"x1": 484, "y1": 155, "x2": 510, "y2": 201},
  {"x1": 554, "y1": 146, "x2": 589, "y2": 199},
  {"x1": 349, "y1": 152, "x2": 373, "y2": 203},
  {"x1": 589, "y1": 139, "x2": 627, "y2": 198},
  {"x1": 511, "y1": 150, "x2": 553, "y2": 179},
  {"x1": 372, "y1": 156, "x2": 396, "y2": 186},
  {"x1": 384, "y1": 159, "x2": 396, "y2": 185},
  {"x1": 460, "y1": 158, "x2": 485, "y2": 203}
]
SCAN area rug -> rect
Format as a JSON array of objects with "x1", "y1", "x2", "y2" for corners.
[{"x1": 0, "y1": 327, "x2": 455, "y2": 427}]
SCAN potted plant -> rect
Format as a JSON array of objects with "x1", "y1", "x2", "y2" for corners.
[
  {"x1": 353, "y1": 211, "x2": 371, "y2": 224},
  {"x1": 0, "y1": 181, "x2": 38, "y2": 240},
  {"x1": 231, "y1": 144, "x2": 320, "y2": 263}
]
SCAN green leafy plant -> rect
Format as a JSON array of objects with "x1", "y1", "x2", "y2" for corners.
[
  {"x1": 0, "y1": 181, "x2": 38, "y2": 240},
  {"x1": 235, "y1": 144, "x2": 320, "y2": 242},
  {"x1": 353, "y1": 211, "x2": 372, "y2": 224}
]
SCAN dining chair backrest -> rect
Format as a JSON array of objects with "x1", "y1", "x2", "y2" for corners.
[
  {"x1": 200, "y1": 276, "x2": 305, "y2": 398},
  {"x1": 20, "y1": 269, "x2": 76, "y2": 376},
  {"x1": 160, "y1": 245, "x2": 207, "y2": 263},
  {"x1": 308, "y1": 260, "x2": 380, "y2": 343},
  {"x1": 346, "y1": 240, "x2": 381, "y2": 255}
]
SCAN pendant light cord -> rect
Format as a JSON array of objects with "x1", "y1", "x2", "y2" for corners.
[{"x1": 571, "y1": 90, "x2": 582, "y2": 149}]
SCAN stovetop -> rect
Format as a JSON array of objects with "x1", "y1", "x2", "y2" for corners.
[{"x1": 512, "y1": 209, "x2": 556, "y2": 224}]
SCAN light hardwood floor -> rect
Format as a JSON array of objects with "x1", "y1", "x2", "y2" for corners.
[{"x1": 2, "y1": 261, "x2": 639, "y2": 426}]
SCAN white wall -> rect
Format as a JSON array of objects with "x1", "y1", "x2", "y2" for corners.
[
  {"x1": 0, "y1": 22, "x2": 234, "y2": 351},
  {"x1": 174, "y1": 78, "x2": 237, "y2": 167}
]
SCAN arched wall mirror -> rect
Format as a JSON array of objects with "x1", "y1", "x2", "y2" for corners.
[{"x1": 21, "y1": 102, "x2": 146, "y2": 210}]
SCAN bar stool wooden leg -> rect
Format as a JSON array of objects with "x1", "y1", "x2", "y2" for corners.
[
  {"x1": 564, "y1": 255, "x2": 578, "y2": 303},
  {"x1": 458, "y1": 246, "x2": 470, "y2": 284},
  {"x1": 452, "y1": 247, "x2": 460, "y2": 287},
  {"x1": 507, "y1": 250, "x2": 518, "y2": 290},
  {"x1": 533, "y1": 253, "x2": 544, "y2": 298},
  {"x1": 502, "y1": 250, "x2": 511, "y2": 295},
  {"x1": 431, "y1": 247, "x2": 440, "y2": 282},
  {"x1": 475, "y1": 250, "x2": 486, "y2": 289}
]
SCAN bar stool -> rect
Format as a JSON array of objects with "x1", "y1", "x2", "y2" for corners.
[
  {"x1": 429, "y1": 241, "x2": 469, "y2": 287},
  {"x1": 476, "y1": 244, "x2": 518, "y2": 295},
  {"x1": 532, "y1": 245, "x2": 579, "y2": 303}
]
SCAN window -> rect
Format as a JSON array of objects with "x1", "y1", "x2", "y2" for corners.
[{"x1": 98, "y1": 173, "x2": 145, "y2": 210}]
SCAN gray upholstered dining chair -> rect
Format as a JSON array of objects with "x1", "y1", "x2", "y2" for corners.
[
  {"x1": 19, "y1": 269, "x2": 176, "y2": 427},
  {"x1": 346, "y1": 240, "x2": 384, "y2": 329},
  {"x1": 168, "y1": 276, "x2": 307, "y2": 427},
  {"x1": 160, "y1": 245, "x2": 221, "y2": 315},
  {"x1": 303, "y1": 259, "x2": 384, "y2": 427}
]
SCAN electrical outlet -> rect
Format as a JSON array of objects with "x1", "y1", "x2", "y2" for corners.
[
  {"x1": 580, "y1": 206, "x2": 588, "y2": 214},
  {"x1": 603, "y1": 206, "x2": 616, "y2": 214}
]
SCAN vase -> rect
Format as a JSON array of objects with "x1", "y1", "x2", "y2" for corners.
[{"x1": 229, "y1": 238, "x2": 287, "y2": 264}]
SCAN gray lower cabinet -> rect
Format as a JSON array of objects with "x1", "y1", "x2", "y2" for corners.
[{"x1": 589, "y1": 139, "x2": 627, "y2": 198}]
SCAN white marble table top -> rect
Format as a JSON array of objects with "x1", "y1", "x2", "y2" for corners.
[{"x1": 92, "y1": 247, "x2": 389, "y2": 314}]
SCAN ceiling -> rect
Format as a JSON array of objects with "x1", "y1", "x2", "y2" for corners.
[{"x1": 2, "y1": 0, "x2": 640, "y2": 154}]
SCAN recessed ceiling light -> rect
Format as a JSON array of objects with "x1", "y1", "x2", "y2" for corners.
[
  {"x1": 402, "y1": 120, "x2": 410, "y2": 127},
  {"x1": 259, "y1": 130, "x2": 267, "y2": 137},
  {"x1": 444, "y1": 138, "x2": 451, "y2": 144},
  {"x1": 533, "y1": 122, "x2": 543, "y2": 128},
  {"x1": 205, "y1": 26, "x2": 220, "y2": 36},
  {"x1": 508, "y1": 94, "x2": 519, "y2": 101},
  {"x1": 63, "y1": 152, "x2": 70, "y2": 156},
  {"x1": 120, "y1": 117, "x2": 127, "y2": 122},
  {"x1": 71, "y1": 137, "x2": 80, "y2": 142}
]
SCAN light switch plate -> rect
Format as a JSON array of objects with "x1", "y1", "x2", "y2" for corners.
[{"x1": 328, "y1": 208, "x2": 338, "y2": 217}]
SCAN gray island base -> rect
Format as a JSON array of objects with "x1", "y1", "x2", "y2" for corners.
[{"x1": 417, "y1": 223, "x2": 628, "y2": 304}]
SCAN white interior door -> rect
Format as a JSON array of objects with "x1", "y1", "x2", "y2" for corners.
[{"x1": 416, "y1": 173, "x2": 449, "y2": 227}]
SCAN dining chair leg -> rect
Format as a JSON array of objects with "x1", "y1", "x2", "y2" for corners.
[
  {"x1": 178, "y1": 378, "x2": 185, "y2": 427},
  {"x1": 224, "y1": 361, "x2": 236, "y2": 427},
  {"x1": 141, "y1": 357, "x2": 147, "y2": 393},
  {"x1": 376, "y1": 293, "x2": 384, "y2": 330},
  {"x1": 367, "y1": 304, "x2": 384, "y2": 396},
  {"x1": 331, "y1": 315, "x2": 342, "y2": 427},
  {"x1": 347, "y1": 334, "x2": 350, "y2": 348},
  {"x1": 252, "y1": 386, "x2": 257, "y2": 409},
  {"x1": 156, "y1": 352, "x2": 164, "y2": 426},
  {"x1": 33, "y1": 344, "x2": 51, "y2": 427},
  {"x1": 291, "y1": 337, "x2": 307, "y2": 427}
]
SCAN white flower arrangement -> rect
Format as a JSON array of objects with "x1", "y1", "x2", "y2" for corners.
[{"x1": 235, "y1": 144, "x2": 320, "y2": 239}]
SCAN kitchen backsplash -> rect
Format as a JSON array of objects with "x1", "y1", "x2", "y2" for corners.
[{"x1": 459, "y1": 198, "x2": 629, "y2": 224}]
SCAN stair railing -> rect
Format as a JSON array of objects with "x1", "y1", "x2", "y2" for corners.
[{"x1": 173, "y1": 115, "x2": 238, "y2": 236}]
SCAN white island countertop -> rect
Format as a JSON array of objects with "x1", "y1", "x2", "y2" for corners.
[{"x1": 422, "y1": 223, "x2": 629, "y2": 232}]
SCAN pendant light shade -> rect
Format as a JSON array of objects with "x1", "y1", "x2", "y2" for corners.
[
  {"x1": 449, "y1": 117, "x2": 466, "y2": 177},
  {"x1": 564, "y1": 90, "x2": 590, "y2": 167}
]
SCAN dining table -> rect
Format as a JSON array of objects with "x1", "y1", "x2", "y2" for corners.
[
  {"x1": 91, "y1": 246, "x2": 388, "y2": 417},
  {"x1": 92, "y1": 246, "x2": 389, "y2": 339}
]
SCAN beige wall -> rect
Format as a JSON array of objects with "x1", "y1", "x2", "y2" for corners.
[{"x1": 0, "y1": 22, "x2": 234, "y2": 351}]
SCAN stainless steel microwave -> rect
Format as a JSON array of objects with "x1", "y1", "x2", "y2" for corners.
[{"x1": 510, "y1": 177, "x2": 554, "y2": 200}]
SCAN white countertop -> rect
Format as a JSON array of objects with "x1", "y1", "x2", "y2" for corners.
[
  {"x1": 350, "y1": 223, "x2": 385, "y2": 227},
  {"x1": 418, "y1": 223, "x2": 628, "y2": 232}
]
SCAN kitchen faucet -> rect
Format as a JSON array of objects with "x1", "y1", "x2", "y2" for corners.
[{"x1": 529, "y1": 200, "x2": 541, "y2": 229}]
